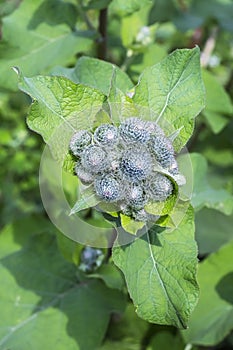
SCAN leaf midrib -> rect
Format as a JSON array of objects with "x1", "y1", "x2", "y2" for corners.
[
  {"x1": 156, "y1": 50, "x2": 196, "y2": 123},
  {"x1": 146, "y1": 230, "x2": 186, "y2": 327}
]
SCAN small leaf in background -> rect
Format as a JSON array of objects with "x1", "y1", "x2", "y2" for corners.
[
  {"x1": 190, "y1": 153, "x2": 233, "y2": 215},
  {"x1": 0, "y1": 0, "x2": 94, "y2": 91},
  {"x1": 52, "y1": 56, "x2": 134, "y2": 95},
  {"x1": 193, "y1": 119, "x2": 233, "y2": 168},
  {"x1": 148, "y1": 0, "x2": 177, "y2": 24},
  {"x1": 119, "y1": 214, "x2": 145, "y2": 235},
  {"x1": 88, "y1": 262, "x2": 125, "y2": 290},
  {"x1": 182, "y1": 241, "x2": 233, "y2": 346},
  {"x1": 103, "y1": 303, "x2": 150, "y2": 348},
  {"x1": 110, "y1": 0, "x2": 151, "y2": 16},
  {"x1": 195, "y1": 208, "x2": 233, "y2": 255},
  {"x1": 146, "y1": 330, "x2": 185, "y2": 350},
  {"x1": 56, "y1": 230, "x2": 83, "y2": 265},
  {"x1": 113, "y1": 206, "x2": 199, "y2": 328},
  {"x1": 121, "y1": 11, "x2": 144, "y2": 48},
  {"x1": 133, "y1": 47, "x2": 205, "y2": 151},
  {"x1": 129, "y1": 44, "x2": 167, "y2": 80},
  {"x1": 202, "y1": 69, "x2": 233, "y2": 133},
  {"x1": 0, "y1": 216, "x2": 125, "y2": 350}
]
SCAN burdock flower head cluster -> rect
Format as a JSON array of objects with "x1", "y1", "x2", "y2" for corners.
[{"x1": 69, "y1": 117, "x2": 182, "y2": 221}]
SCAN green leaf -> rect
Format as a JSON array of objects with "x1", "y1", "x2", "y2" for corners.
[
  {"x1": 0, "y1": 216, "x2": 125, "y2": 350},
  {"x1": 147, "y1": 331, "x2": 185, "y2": 350},
  {"x1": 203, "y1": 110, "x2": 229, "y2": 134},
  {"x1": 105, "y1": 303, "x2": 149, "y2": 347},
  {"x1": 195, "y1": 208, "x2": 233, "y2": 255},
  {"x1": 63, "y1": 152, "x2": 77, "y2": 174},
  {"x1": 107, "y1": 71, "x2": 137, "y2": 124},
  {"x1": 145, "y1": 181, "x2": 178, "y2": 217},
  {"x1": 202, "y1": 69, "x2": 233, "y2": 133},
  {"x1": 120, "y1": 214, "x2": 145, "y2": 235},
  {"x1": 182, "y1": 241, "x2": 233, "y2": 346},
  {"x1": 18, "y1": 74, "x2": 105, "y2": 144},
  {"x1": 121, "y1": 11, "x2": 144, "y2": 47},
  {"x1": 133, "y1": 47, "x2": 205, "y2": 151},
  {"x1": 70, "y1": 186, "x2": 101, "y2": 215},
  {"x1": 56, "y1": 231, "x2": 83, "y2": 265},
  {"x1": 88, "y1": 263, "x2": 125, "y2": 290},
  {"x1": 52, "y1": 56, "x2": 134, "y2": 95},
  {"x1": 110, "y1": 0, "x2": 151, "y2": 16},
  {"x1": 148, "y1": 0, "x2": 177, "y2": 24},
  {"x1": 190, "y1": 153, "x2": 233, "y2": 214},
  {"x1": 112, "y1": 206, "x2": 199, "y2": 328},
  {"x1": 0, "y1": 0, "x2": 94, "y2": 91},
  {"x1": 129, "y1": 44, "x2": 167, "y2": 80}
]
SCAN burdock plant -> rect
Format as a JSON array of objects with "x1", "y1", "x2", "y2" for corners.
[
  {"x1": 69, "y1": 117, "x2": 183, "y2": 223},
  {"x1": 18, "y1": 47, "x2": 205, "y2": 329}
]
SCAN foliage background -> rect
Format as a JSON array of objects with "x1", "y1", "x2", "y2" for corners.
[{"x1": 0, "y1": 0, "x2": 233, "y2": 349}]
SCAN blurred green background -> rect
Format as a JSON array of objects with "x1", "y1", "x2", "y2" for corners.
[{"x1": 0, "y1": 1, "x2": 233, "y2": 349}]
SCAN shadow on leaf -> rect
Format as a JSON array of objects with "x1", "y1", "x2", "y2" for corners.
[{"x1": 216, "y1": 272, "x2": 233, "y2": 304}]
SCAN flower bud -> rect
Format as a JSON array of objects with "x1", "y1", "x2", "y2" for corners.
[
  {"x1": 69, "y1": 130, "x2": 92, "y2": 157},
  {"x1": 148, "y1": 173, "x2": 173, "y2": 201},
  {"x1": 151, "y1": 135, "x2": 174, "y2": 167},
  {"x1": 126, "y1": 184, "x2": 146, "y2": 210},
  {"x1": 119, "y1": 117, "x2": 150, "y2": 144},
  {"x1": 120, "y1": 147, "x2": 152, "y2": 181},
  {"x1": 75, "y1": 162, "x2": 94, "y2": 184},
  {"x1": 94, "y1": 175, "x2": 122, "y2": 202},
  {"x1": 81, "y1": 145, "x2": 108, "y2": 174},
  {"x1": 94, "y1": 124, "x2": 118, "y2": 147}
]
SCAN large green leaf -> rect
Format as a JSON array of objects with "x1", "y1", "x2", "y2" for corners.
[
  {"x1": 0, "y1": 215, "x2": 125, "y2": 350},
  {"x1": 18, "y1": 74, "x2": 105, "y2": 144},
  {"x1": 190, "y1": 153, "x2": 233, "y2": 215},
  {"x1": 195, "y1": 208, "x2": 233, "y2": 255},
  {"x1": 133, "y1": 47, "x2": 205, "y2": 151},
  {"x1": 112, "y1": 206, "x2": 199, "y2": 328},
  {"x1": 52, "y1": 56, "x2": 134, "y2": 95},
  {"x1": 0, "y1": 0, "x2": 94, "y2": 91},
  {"x1": 182, "y1": 241, "x2": 233, "y2": 346},
  {"x1": 202, "y1": 69, "x2": 233, "y2": 133}
]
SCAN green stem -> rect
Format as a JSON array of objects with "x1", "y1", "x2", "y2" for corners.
[{"x1": 76, "y1": 0, "x2": 95, "y2": 31}]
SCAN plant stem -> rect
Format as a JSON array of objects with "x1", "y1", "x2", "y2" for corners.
[
  {"x1": 97, "y1": 8, "x2": 108, "y2": 60},
  {"x1": 76, "y1": 0, "x2": 95, "y2": 31}
]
